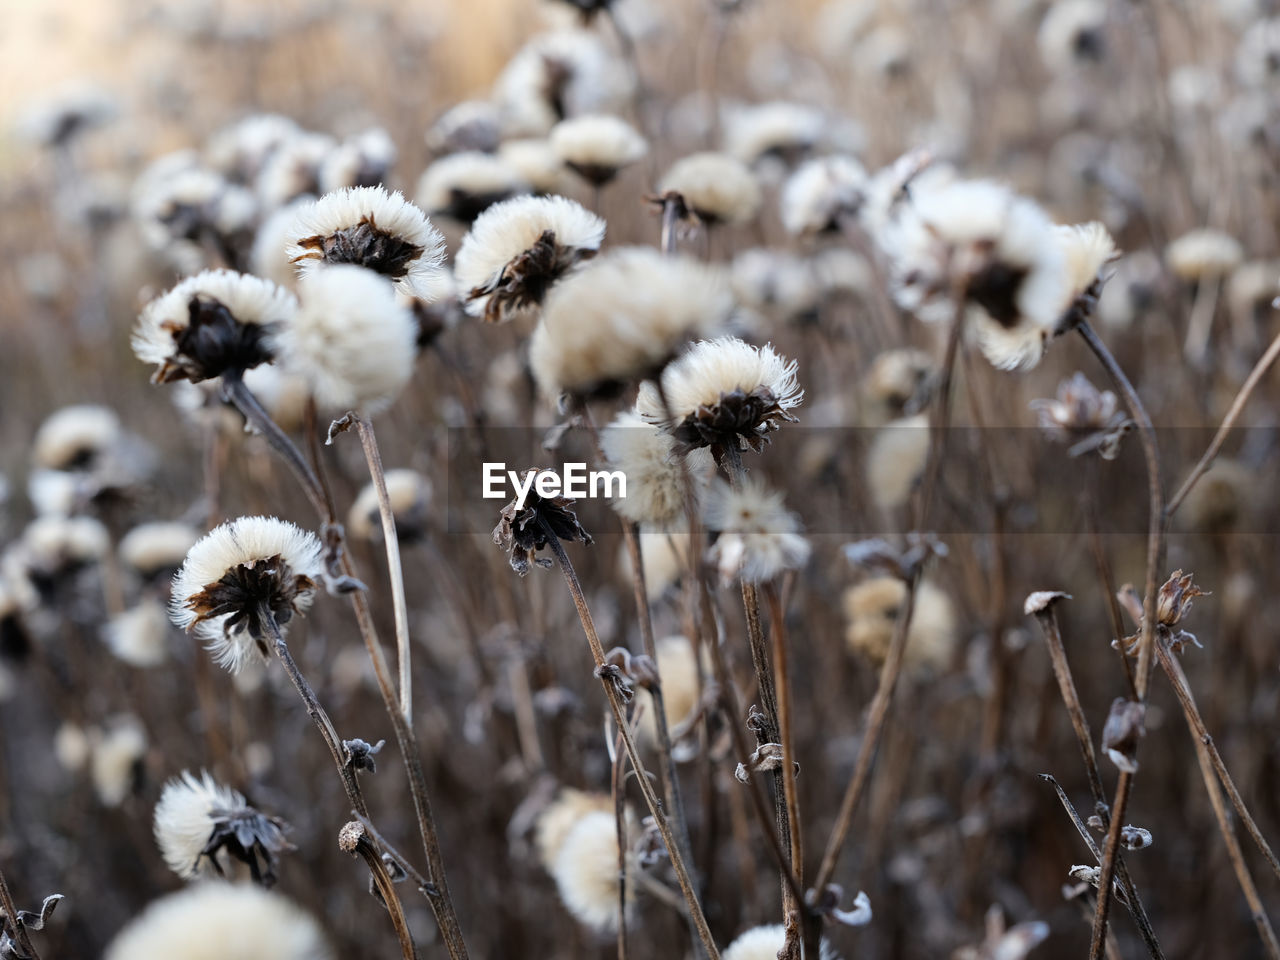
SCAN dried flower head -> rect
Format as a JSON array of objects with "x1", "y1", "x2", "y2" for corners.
[
  {"x1": 32, "y1": 404, "x2": 123, "y2": 471},
  {"x1": 1030, "y1": 372, "x2": 1130, "y2": 459},
  {"x1": 658, "y1": 152, "x2": 763, "y2": 225},
  {"x1": 119, "y1": 522, "x2": 202, "y2": 583},
  {"x1": 494, "y1": 29, "x2": 635, "y2": 136},
  {"x1": 154, "y1": 770, "x2": 290, "y2": 884},
  {"x1": 636, "y1": 635, "x2": 703, "y2": 747},
  {"x1": 780, "y1": 155, "x2": 868, "y2": 236},
  {"x1": 270, "y1": 265, "x2": 417, "y2": 414},
  {"x1": 843, "y1": 576, "x2": 957, "y2": 674},
  {"x1": 492, "y1": 469, "x2": 593, "y2": 575},
  {"x1": 1038, "y1": 0, "x2": 1108, "y2": 73},
  {"x1": 535, "y1": 788, "x2": 613, "y2": 870},
  {"x1": 550, "y1": 114, "x2": 648, "y2": 186},
  {"x1": 499, "y1": 138, "x2": 575, "y2": 194},
  {"x1": 1156, "y1": 570, "x2": 1208, "y2": 628},
  {"x1": 103, "y1": 883, "x2": 331, "y2": 960},
  {"x1": 19, "y1": 515, "x2": 110, "y2": 587},
  {"x1": 455, "y1": 195, "x2": 605, "y2": 322},
  {"x1": 600, "y1": 411, "x2": 713, "y2": 528},
  {"x1": 347, "y1": 469, "x2": 432, "y2": 544},
  {"x1": 703, "y1": 478, "x2": 811, "y2": 585},
  {"x1": 318, "y1": 128, "x2": 396, "y2": 193},
  {"x1": 171, "y1": 516, "x2": 324, "y2": 672},
  {"x1": 255, "y1": 131, "x2": 336, "y2": 208},
  {"x1": 206, "y1": 113, "x2": 301, "y2": 184},
  {"x1": 1166, "y1": 229, "x2": 1244, "y2": 281},
  {"x1": 731, "y1": 248, "x2": 821, "y2": 324},
  {"x1": 862, "y1": 350, "x2": 933, "y2": 425},
  {"x1": 723, "y1": 924, "x2": 839, "y2": 960},
  {"x1": 530, "y1": 247, "x2": 732, "y2": 401},
  {"x1": 428, "y1": 100, "x2": 504, "y2": 155},
  {"x1": 416, "y1": 151, "x2": 531, "y2": 224},
  {"x1": 724, "y1": 101, "x2": 826, "y2": 169},
  {"x1": 104, "y1": 601, "x2": 172, "y2": 668},
  {"x1": 550, "y1": 809, "x2": 634, "y2": 931},
  {"x1": 284, "y1": 186, "x2": 446, "y2": 301},
  {"x1": 134, "y1": 270, "x2": 297, "y2": 384},
  {"x1": 637, "y1": 337, "x2": 803, "y2": 455},
  {"x1": 1056, "y1": 221, "x2": 1120, "y2": 326},
  {"x1": 90, "y1": 715, "x2": 147, "y2": 807}
]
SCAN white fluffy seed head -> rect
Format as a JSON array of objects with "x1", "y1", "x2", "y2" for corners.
[
  {"x1": 600, "y1": 411, "x2": 712, "y2": 527},
  {"x1": 659, "y1": 152, "x2": 762, "y2": 225},
  {"x1": 271, "y1": 265, "x2": 418, "y2": 414},
  {"x1": 862, "y1": 349, "x2": 934, "y2": 426},
  {"x1": 549, "y1": 114, "x2": 648, "y2": 183},
  {"x1": 724, "y1": 101, "x2": 826, "y2": 168},
  {"x1": 1038, "y1": 0, "x2": 1108, "y2": 74},
  {"x1": 255, "y1": 131, "x2": 336, "y2": 208},
  {"x1": 530, "y1": 247, "x2": 733, "y2": 400},
  {"x1": 535, "y1": 788, "x2": 613, "y2": 870},
  {"x1": 1166, "y1": 229, "x2": 1244, "y2": 281},
  {"x1": 90, "y1": 716, "x2": 147, "y2": 807},
  {"x1": 494, "y1": 30, "x2": 635, "y2": 136},
  {"x1": 284, "y1": 186, "x2": 447, "y2": 301},
  {"x1": 347, "y1": 469, "x2": 432, "y2": 543},
  {"x1": 415, "y1": 152, "x2": 531, "y2": 223},
  {"x1": 103, "y1": 883, "x2": 331, "y2": 960},
  {"x1": 251, "y1": 197, "x2": 314, "y2": 288},
  {"x1": 205, "y1": 113, "x2": 301, "y2": 182},
  {"x1": 104, "y1": 601, "x2": 172, "y2": 668},
  {"x1": 844, "y1": 576, "x2": 957, "y2": 674},
  {"x1": 21, "y1": 515, "x2": 110, "y2": 576},
  {"x1": 550, "y1": 810, "x2": 633, "y2": 932},
  {"x1": 119, "y1": 522, "x2": 202, "y2": 580},
  {"x1": 428, "y1": 100, "x2": 503, "y2": 155},
  {"x1": 724, "y1": 925, "x2": 840, "y2": 960},
  {"x1": 637, "y1": 635, "x2": 702, "y2": 747},
  {"x1": 32, "y1": 405, "x2": 122, "y2": 471},
  {"x1": 498, "y1": 138, "x2": 575, "y2": 194},
  {"x1": 703, "y1": 478, "x2": 810, "y2": 585},
  {"x1": 636, "y1": 337, "x2": 803, "y2": 434},
  {"x1": 170, "y1": 516, "x2": 324, "y2": 673},
  {"x1": 454, "y1": 195, "x2": 605, "y2": 321},
  {"x1": 1058, "y1": 221, "x2": 1119, "y2": 300},
  {"x1": 153, "y1": 770, "x2": 248, "y2": 879},
  {"x1": 133, "y1": 270, "x2": 298, "y2": 383},
  {"x1": 318, "y1": 128, "x2": 397, "y2": 194},
  {"x1": 780, "y1": 155, "x2": 868, "y2": 236},
  {"x1": 731, "y1": 248, "x2": 821, "y2": 322},
  {"x1": 866, "y1": 413, "x2": 930, "y2": 511}
]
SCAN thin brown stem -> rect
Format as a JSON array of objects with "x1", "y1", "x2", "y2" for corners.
[
  {"x1": 343, "y1": 822, "x2": 420, "y2": 960},
  {"x1": 765, "y1": 584, "x2": 804, "y2": 957},
  {"x1": 1166, "y1": 329, "x2": 1280, "y2": 518},
  {"x1": 542, "y1": 524, "x2": 721, "y2": 960},
  {"x1": 0, "y1": 865, "x2": 39, "y2": 960},
  {"x1": 917, "y1": 296, "x2": 966, "y2": 529},
  {"x1": 612, "y1": 724, "x2": 629, "y2": 960}
]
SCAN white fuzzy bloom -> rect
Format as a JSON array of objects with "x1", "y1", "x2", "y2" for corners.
[
  {"x1": 54, "y1": 722, "x2": 91, "y2": 773},
  {"x1": 16, "y1": 85, "x2": 117, "y2": 148},
  {"x1": 318, "y1": 128, "x2": 397, "y2": 193},
  {"x1": 724, "y1": 101, "x2": 826, "y2": 168},
  {"x1": 600, "y1": 411, "x2": 712, "y2": 527},
  {"x1": 284, "y1": 186, "x2": 447, "y2": 301},
  {"x1": 170, "y1": 516, "x2": 324, "y2": 673},
  {"x1": 1166, "y1": 229, "x2": 1244, "y2": 280},
  {"x1": 724, "y1": 924, "x2": 840, "y2": 960},
  {"x1": 636, "y1": 635, "x2": 702, "y2": 747},
  {"x1": 104, "y1": 601, "x2": 172, "y2": 668},
  {"x1": 862, "y1": 350, "x2": 933, "y2": 426},
  {"x1": 454, "y1": 195, "x2": 605, "y2": 322},
  {"x1": 131, "y1": 164, "x2": 256, "y2": 272},
  {"x1": 272, "y1": 265, "x2": 417, "y2": 414},
  {"x1": 856, "y1": 25, "x2": 912, "y2": 78},
  {"x1": 550, "y1": 810, "x2": 633, "y2": 932},
  {"x1": 1228, "y1": 259, "x2": 1280, "y2": 327},
  {"x1": 255, "y1": 131, "x2": 336, "y2": 208},
  {"x1": 1237, "y1": 18, "x2": 1280, "y2": 88},
  {"x1": 494, "y1": 30, "x2": 634, "y2": 136},
  {"x1": 347, "y1": 469, "x2": 432, "y2": 543},
  {"x1": 867, "y1": 414, "x2": 930, "y2": 511},
  {"x1": 103, "y1": 883, "x2": 331, "y2": 960},
  {"x1": 91, "y1": 716, "x2": 147, "y2": 807},
  {"x1": 153, "y1": 770, "x2": 248, "y2": 878},
  {"x1": 703, "y1": 478, "x2": 810, "y2": 585},
  {"x1": 1038, "y1": 0, "x2": 1108, "y2": 73},
  {"x1": 21, "y1": 516, "x2": 110, "y2": 576},
  {"x1": 206, "y1": 113, "x2": 301, "y2": 182},
  {"x1": 530, "y1": 247, "x2": 732, "y2": 399},
  {"x1": 242, "y1": 363, "x2": 312, "y2": 433},
  {"x1": 415, "y1": 152, "x2": 530, "y2": 223},
  {"x1": 636, "y1": 337, "x2": 803, "y2": 448},
  {"x1": 499, "y1": 138, "x2": 575, "y2": 194},
  {"x1": 251, "y1": 197, "x2": 314, "y2": 288},
  {"x1": 731, "y1": 248, "x2": 821, "y2": 322},
  {"x1": 658, "y1": 152, "x2": 762, "y2": 225},
  {"x1": 535, "y1": 788, "x2": 612, "y2": 870},
  {"x1": 811, "y1": 247, "x2": 872, "y2": 299},
  {"x1": 813, "y1": 0, "x2": 876, "y2": 60},
  {"x1": 1057, "y1": 221, "x2": 1119, "y2": 301},
  {"x1": 32, "y1": 405, "x2": 122, "y2": 471},
  {"x1": 780, "y1": 155, "x2": 868, "y2": 235},
  {"x1": 133, "y1": 270, "x2": 297, "y2": 383},
  {"x1": 844, "y1": 576, "x2": 957, "y2": 674},
  {"x1": 634, "y1": 529, "x2": 695, "y2": 600},
  {"x1": 427, "y1": 100, "x2": 503, "y2": 155},
  {"x1": 550, "y1": 115, "x2": 648, "y2": 184},
  {"x1": 120, "y1": 522, "x2": 202, "y2": 580}
]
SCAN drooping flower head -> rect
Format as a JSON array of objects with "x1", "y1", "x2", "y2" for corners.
[
  {"x1": 285, "y1": 186, "x2": 447, "y2": 300},
  {"x1": 702, "y1": 478, "x2": 811, "y2": 585},
  {"x1": 529, "y1": 247, "x2": 732, "y2": 401},
  {"x1": 492, "y1": 469, "x2": 593, "y2": 575},
  {"x1": 455, "y1": 195, "x2": 605, "y2": 322},
  {"x1": 724, "y1": 924, "x2": 841, "y2": 960},
  {"x1": 154, "y1": 770, "x2": 290, "y2": 884},
  {"x1": 133, "y1": 270, "x2": 297, "y2": 384},
  {"x1": 170, "y1": 517, "x2": 324, "y2": 672},
  {"x1": 636, "y1": 337, "x2": 803, "y2": 455},
  {"x1": 119, "y1": 522, "x2": 203, "y2": 584},
  {"x1": 270, "y1": 265, "x2": 418, "y2": 414}
]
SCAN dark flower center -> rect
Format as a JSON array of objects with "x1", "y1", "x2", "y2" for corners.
[
  {"x1": 158, "y1": 296, "x2": 274, "y2": 384},
  {"x1": 471, "y1": 230, "x2": 595, "y2": 323},
  {"x1": 669, "y1": 386, "x2": 794, "y2": 455},
  {"x1": 184, "y1": 554, "x2": 314, "y2": 654},
  {"x1": 967, "y1": 260, "x2": 1029, "y2": 329},
  {"x1": 295, "y1": 218, "x2": 424, "y2": 280}
]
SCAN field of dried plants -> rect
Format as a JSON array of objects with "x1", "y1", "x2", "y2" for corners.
[{"x1": 2, "y1": 0, "x2": 1279, "y2": 957}]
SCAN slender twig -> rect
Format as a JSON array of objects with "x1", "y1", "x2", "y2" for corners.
[
  {"x1": 0, "y1": 865, "x2": 39, "y2": 960},
  {"x1": 812, "y1": 571, "x2": 919, "y2": 894},
  {"x1": 541, "y1": 523, "x2": 721, "y2": 960},
  {"x1": 612, "y1": 723, "x2": 630, "y2": 960},
  {"x1": 352, "y1": 414, "x2": 414, "y2": 724},
  {"x1": 342, "y1": 822, "x2": 420, "y2": 960},
  {"x1": 1166, "y1": 329, "x2": 1280, "y2": 518},
  {"x1": 660, "y1": 196, "x2": 682, "y2": 256},
  {"x1": 1157, "y1": 640, "x2": 1280, "y2": 884},
  {"x1": 917, "y1": 295, "x2": 966, "y2": 526}
]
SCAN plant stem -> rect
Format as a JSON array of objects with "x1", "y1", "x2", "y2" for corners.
[
  {"x1": 1166, "y1": 329, "x2": 1280, "y2": 518},
  {"x1": 0, "y1": 864, "x2": 38, "y2": 960},
  {"x1": 612, "y1": 724, "x2": 630, "y2": 960},
  {"x1": 541, "y1": 522, "x2": 721, "y2": 960},
  {"x1": 345, "y1": 823, "x2": 421, "y2": 960},
  {"x1": 353, "y1": 414, "x2": 414, "y2": 725},
  {"x1": 765, "y1": 583, "x2": 805, "y2": 958}
]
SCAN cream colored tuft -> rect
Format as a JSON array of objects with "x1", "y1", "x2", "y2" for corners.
[
  {"x1": 551, "y1": 810, "x2": 633, "y2": 931},
  {"x1": 550, "y1": 115, "x2": 648, "y2": 180},
  {"x1": 780, "y1": 155, "x2": 868, "y2": 236},
  {"x1": 636, "y1": 635, "x2": 702, "y2": 747},
  {"x1": 1038, "y1": 0, "x2": 1108, "y2": 73},
  {"x1": 530, "y1": 247, "x2": 732, "y2": 399},
  {"x1": 659, "y1": 152, "x2": 762, "y2": 225},
  {"x1": 251, "y1": 197, "x2": 314, "y2": 288},
  {"x1": 153, "y1": 770, "x2": 249, "y2": 879},
  {"x1": 1057, "y1": 221, "x2": 1119, "y2": 300},
  {"x1": 21, "y1": 515, "x2": 110, "y2": 575},
  {"x1": 284, "y1": 186, "x2": 447, "y2": 301},
  {"x1": 724, "y1": 924, "x2": 840, "y2": 960},
  {"x1": 600, "y1": 411, "x2": 712, "y2": 527},
  {"x1": 318, "y1": 128, "x2": 396, "y2": 193},
  {"x1": 535, "y1": 788, "x2": 613, "y2": 870},
  {"x1": 866, "y1": 414, "x2": 930, "y2": 511},
  {"x1": 271, "y1": 265, "x2": 418, "y2": 414},
  {"x1": 33, "y1": 405, "x2": 122, "y2": 471},
  {"x1": 703, "y1": 478, "x2": 810, "y2": 584},
  {"x1": 103, "y1": 882, "x2": 331, "y2": 960},
  {"x1": 724, "y1": 101, "x2": 826, "y2": 167},
  {"x1": 494, "y1": 30, "x2": 635, "y2": 136},
  {"x1": 415, "y1": 152, "x2": 530, "y2": 220},
  {"x1": 91, "y1": 716, "x2": 147, "y2": 807},
  {"x1": 844, "y1": 577, "x2": 957, "y2": 675},
  {"x1": 104, "y1": 601, "x2": 172, "y2": 668},
  {"x1": 120, "y1": 522, "x2": 202, "y2": 579},
  {"x1": 1166, "y1": 229, "x2": 1244, "y2": 281},
  {"x1": 499, "y1": 138, "x2": 575, "y2": 194},
  {"x1": 347, "y1": 469, "x2": 432, "y2": 543},
  {"x1": 255, "y1": 131, "x2": 336, "y2": 208}
]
